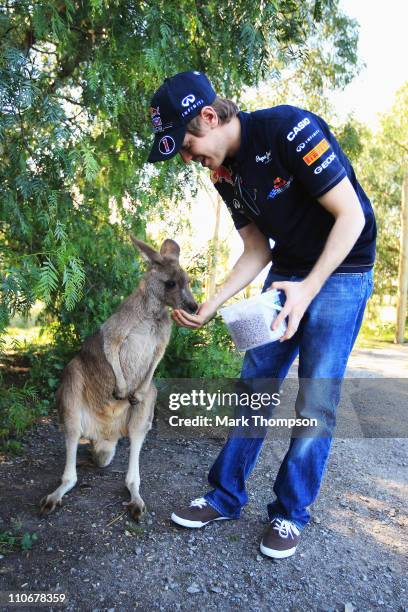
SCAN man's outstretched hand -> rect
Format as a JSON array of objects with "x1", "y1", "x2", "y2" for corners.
[
  {"x1": 172, "y1": 302, "x2": 216, "y2": 329},
  {"x1": 270, "y1": 280, "x2": 319, "y2": 342}
]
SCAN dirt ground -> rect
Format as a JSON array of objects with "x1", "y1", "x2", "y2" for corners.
[{"x1": 0, "y1": 347, "x2": 407, "y2": 612}]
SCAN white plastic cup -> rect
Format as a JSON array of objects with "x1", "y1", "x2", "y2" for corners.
[{"x1": 220, "y1": 289, "x2": 286, "y2": 351}]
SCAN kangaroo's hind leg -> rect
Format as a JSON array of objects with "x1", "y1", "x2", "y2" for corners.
[
  {"x1": 40, "y1": 362, "x2": 82, "y2": 515},
  {"x1": 126, "y1": 384, "x2": 156, "y2": 521},
  {"x1": 40, "y1": 427, "x2": 80, "y2": 514}
]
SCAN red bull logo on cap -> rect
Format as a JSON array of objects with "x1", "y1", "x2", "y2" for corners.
[{"x1": 211, "y1": 165, "x2": 234, "y2": 185}]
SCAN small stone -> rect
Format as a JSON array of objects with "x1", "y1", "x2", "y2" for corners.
[
  {"x1": 344, "y1": 603, "x2": 355, "y2": 612},
  {"x1": 256, "y1": 554, "x2": 263, "y2": 561},
  {"x1": 210, "y1": 586, "x2": 222, "y2": 593},
  {"x1": 187, "y1": 584, "x2": 200, "y2": 594}
]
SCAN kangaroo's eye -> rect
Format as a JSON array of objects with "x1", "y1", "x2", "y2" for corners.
[{"x1": 165, "y1": 280, "x2": 176, "y2": 289}]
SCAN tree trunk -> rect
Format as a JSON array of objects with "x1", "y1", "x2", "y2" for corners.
[
  {"x1": 207, "y1": 193, "x2": 222, "y2": 299},
  {"x1": 396, "y1": 172, "x2": 408, "y2": 343}
]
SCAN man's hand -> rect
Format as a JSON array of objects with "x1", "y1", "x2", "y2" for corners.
[
  {"x1": 270, "y1": 280, "x2": 319, "y2": 342},
  {"x1": 172, "y1": 302, "x2": 216, "y2": 329}
]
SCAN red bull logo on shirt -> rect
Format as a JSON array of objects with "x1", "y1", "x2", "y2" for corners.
[
  {"x1": 211, "y1": 165, "x2": 234, "y2": 185},
  {"x1": 267, "y1": 176, "x2": 294, "y2": 199}
]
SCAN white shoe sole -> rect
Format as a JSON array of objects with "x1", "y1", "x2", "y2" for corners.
[
  {"x1": 171, "y1": 512, "x2": 230, "y2": 529},
  {"x1": 259, "y1": 540, "x2": 297, "y2": 559}
]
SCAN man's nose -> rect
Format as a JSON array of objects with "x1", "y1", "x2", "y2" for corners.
[{"x1": 179, "y1": 150, "x2": 192, "y2": 164}]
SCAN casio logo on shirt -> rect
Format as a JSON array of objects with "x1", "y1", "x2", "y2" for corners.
[{"x1": 286, "y1": 118, "x2": 311, "y2": 141}]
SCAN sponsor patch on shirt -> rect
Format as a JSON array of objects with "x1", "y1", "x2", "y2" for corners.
[
  {"x1": 211, "y1": 165, "x2": 234, "y2": 185},
  {"x1": 267, "y1": 176, "x2": 293, "y2": 199},
  {"x1": 302, "y1": 138, "x2": 330, "y2": 166},
  {"x1": 314, "y1": 152, "x2": 336, "y2": 174}
]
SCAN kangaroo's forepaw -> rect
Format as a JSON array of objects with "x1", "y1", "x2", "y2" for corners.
[
  {"x1": 40, "y1": 494, "x2": 61, "y2": 516},
  {"x1": 128, "y1": 393, "x2": 139, "y2": 406},
  {"x1": 127, "y1": 500, "x2": 146, "y2": 522}
]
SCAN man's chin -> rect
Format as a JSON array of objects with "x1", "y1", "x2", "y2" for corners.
[{"x1": 206, "y1": 160, "x2": 219, "y2": 171}]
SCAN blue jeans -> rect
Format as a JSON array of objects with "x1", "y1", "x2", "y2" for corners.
[{"x1": 205, "y1": 267, "x2": 374, "y2": 529}]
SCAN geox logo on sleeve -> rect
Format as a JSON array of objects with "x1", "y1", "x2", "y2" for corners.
[
  {"x1": 286, "y1": 117, "x2": 311, "y2": 141},
  {"x1": 314, "y1": 152, "x2": 336, "y2": 174},
  {"x1": 303, "y1": 138, "x2": 330, "y2": 166}
]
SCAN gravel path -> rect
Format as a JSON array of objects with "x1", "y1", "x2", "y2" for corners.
[{"x1": 0, "y1": 347, "x2": 407, "y2": 611}]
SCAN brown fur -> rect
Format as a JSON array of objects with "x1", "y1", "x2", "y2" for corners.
[{"x1": 40, "y1": 237, "x2": 197, "y2": 520}]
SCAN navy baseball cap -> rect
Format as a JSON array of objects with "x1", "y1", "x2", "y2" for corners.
[{"x1": 147, "y1": 71, "x2": 216, "y2": 163}]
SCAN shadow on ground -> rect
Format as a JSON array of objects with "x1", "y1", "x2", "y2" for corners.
[{"x1": 0, "y1": 411, "x2": 407, "y2": 611}]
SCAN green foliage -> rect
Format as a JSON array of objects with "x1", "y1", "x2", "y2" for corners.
[
  {"x1": 0, "y1": 0, "x2": 361, "y2": 444},
  {"x1": 158, "y1": 316, "x2": 242, "y2": 379},
  {"x1": 334, "y1": 118, "x2": 368, "y2": 164},
  {"x1": 0, "y1": 0, "x2": 360, "y2": 334},
  {"x1": 0, "y1": 519, "x2": 38, "y2": 555},
  {"x1": 353, "y1": 82, "x2": 408, "y2": 296},
  {"x1": 0, "y1": 383, "x2": 47, "y2": 442}
]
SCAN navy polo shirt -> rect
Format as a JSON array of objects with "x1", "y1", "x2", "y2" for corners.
[{"x1": 211, "y1": 106, "x2": 376, "y2": 275}]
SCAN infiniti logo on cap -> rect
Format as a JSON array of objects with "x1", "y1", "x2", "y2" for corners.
[{"x1": 181, "y1": 94, "x2": 195, "y2": 108}]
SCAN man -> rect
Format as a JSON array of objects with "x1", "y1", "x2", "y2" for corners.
[{"x1": 147, "y1": 71, "x2": 376, "y2": 559}]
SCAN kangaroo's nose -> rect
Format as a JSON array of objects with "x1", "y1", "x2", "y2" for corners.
[{"x1": 186, "y1": 301, "x2": 198, "y2": 314}]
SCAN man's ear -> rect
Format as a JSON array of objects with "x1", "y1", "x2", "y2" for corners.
[
  {"x1": 130, "y1": 235, "x2": 163, "y2": 265},
  {"x1": 160, "y1": 239, "x2": 180, "y2": 262},
  {"x1": 200, "y1": 105, "x2": 218, "y2": 127}
]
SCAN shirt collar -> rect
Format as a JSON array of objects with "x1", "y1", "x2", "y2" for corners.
[
  {"x1": 223, "y1": 111, "x2": 251, "y2": 169},
  {"x1": 234, "y1": 111, "x2": 251, "y2": 164}
]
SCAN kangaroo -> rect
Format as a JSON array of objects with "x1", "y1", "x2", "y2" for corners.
[{"x1": 40, "y1": 236, "x2": 197, "y2": 520}]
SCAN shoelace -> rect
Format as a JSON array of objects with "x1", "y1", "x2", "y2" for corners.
[
  {"x1": 272, "y1": 518, "x2": 300, "y2": 539},
  {"x1": 190, "y1": 497, "x2": 208, "y2": 509}
]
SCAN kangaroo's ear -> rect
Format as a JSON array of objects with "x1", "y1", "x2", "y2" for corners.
[
  {"x1": 160, "y1": 239, "x2": 180, "y2": 262},
  {"x1": 130, "y1": 235, "x2": 164, "y2": 265}
]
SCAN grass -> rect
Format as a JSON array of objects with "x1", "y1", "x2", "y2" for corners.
[
  {"x1": 3, "y1": 326, "x2": 53, "y2": 352},
  {"x1": 357, "y1": 320, "x2": 407, "y2": 349},
  {"x1": 0, "y1": 317, "x2": 406, "y2": 455}
]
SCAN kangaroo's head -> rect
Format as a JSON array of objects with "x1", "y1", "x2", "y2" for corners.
[{"x1": 130, "y1": 235, "x2": 198, "y2": 314}]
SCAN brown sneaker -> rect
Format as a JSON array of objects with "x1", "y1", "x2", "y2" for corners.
[
  {"x1": 260, "y1": 517, "x2": 301, "y2": 559},
  {"x1": 171, "y1": 497, "x2": 231, "y2": 528}
]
